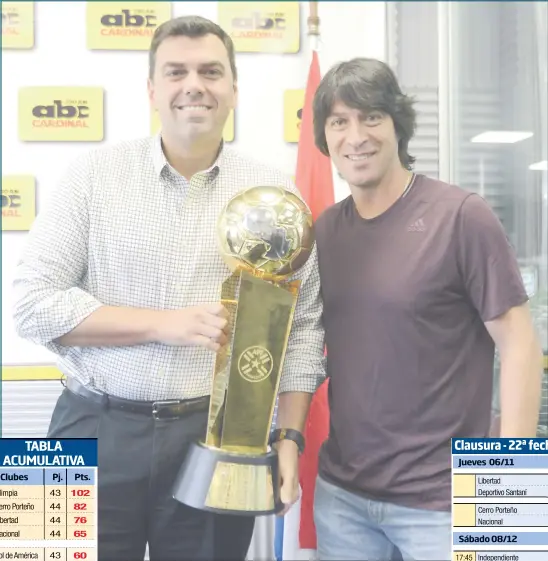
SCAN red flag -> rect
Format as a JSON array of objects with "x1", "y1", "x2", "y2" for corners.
[
  {"x1": 295, "y1": 49, "x2": 333, "y2": 550},
  {"x1": 295, "y1": 50, "x2": 335, "y2": 220}
]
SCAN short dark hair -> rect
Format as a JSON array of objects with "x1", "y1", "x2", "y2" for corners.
[
  {"x1": 313, "y1": 58, "x2": 417, "y2": 170},
  {"x1": 149, "y1": 15, "x2": 237, "y2": 81}
]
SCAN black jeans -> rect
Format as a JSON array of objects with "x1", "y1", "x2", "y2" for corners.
[{"x1": 47, "y1": 387, "x2": 255, "y2": 561}]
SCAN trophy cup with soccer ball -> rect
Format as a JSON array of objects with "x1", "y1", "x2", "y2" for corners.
[{"x1": 172, "y1": 185, "x2": 314, "y2": 515}]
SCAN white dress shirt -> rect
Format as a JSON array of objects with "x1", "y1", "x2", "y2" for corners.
[{"x1": 12, "y1": 134, "x2": 326, "y2": 401}]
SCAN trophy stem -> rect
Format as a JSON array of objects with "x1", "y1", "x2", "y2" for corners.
[
  {"x1": 205, "y1": 272, "x2": 241, "y2": 448},
  {"x1": 219, "y1": 271, "x2": 300, "y2": 454}
]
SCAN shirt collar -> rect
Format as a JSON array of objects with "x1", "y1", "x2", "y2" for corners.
[{"x1": 151, "y1": 132, "x2": 226, "y2": 181}]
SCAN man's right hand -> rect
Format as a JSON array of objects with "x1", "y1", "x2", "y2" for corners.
[{"x1": 154, "y1": 303, "x2": 230, "y2": 352}]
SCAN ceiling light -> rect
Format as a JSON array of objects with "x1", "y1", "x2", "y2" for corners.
[
  {"x1": 471, "y1": 131, "x2": 533, "y2": 144},
  {"x1": 529, "y1": 160, "x2": 547, "y2": 171}
]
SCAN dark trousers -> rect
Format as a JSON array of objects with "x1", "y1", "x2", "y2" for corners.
[{"x1": 47, "y1": 387, "x2": 255, "y2": 561}]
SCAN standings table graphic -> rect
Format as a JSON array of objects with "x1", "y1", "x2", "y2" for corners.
[
  {"x1": 0, "y1": 438, "x2": 97, "y2": 561},
  {"x1": 453, "y1": 438, "x2": 548, "y2": 561}
]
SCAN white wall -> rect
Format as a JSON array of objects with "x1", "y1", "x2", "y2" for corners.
[{"x1": 1, "y1": 1, "x2": 386, "y2": 558}]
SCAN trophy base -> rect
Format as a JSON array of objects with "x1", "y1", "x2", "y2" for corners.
[{"x1": 172, "y1": 441, "x2": 283, "y2": 516}]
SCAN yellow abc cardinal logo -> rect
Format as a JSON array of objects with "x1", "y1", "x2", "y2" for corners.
[
  {"x1": 2, "y1": 1, "x2": 34, "y2": 49},
  {"x1": 218, "y1": 1, "x2": 300, "y2": 53},
  {"x1": 283, "y1": 89, "x2": 304, "y2": 143},
  {"x1": 18, "y1": 87, "x2": 104, "y2": 142},
  {"x1": 86, "y1": 2, "x2": 171, "y2": 50},
  {"x1": 2, "y1": 175, "x2": 36, "y2": 231}
]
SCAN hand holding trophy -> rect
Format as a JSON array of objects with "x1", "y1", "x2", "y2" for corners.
[{"x1": 172, "y1": 185, "x2": 314, "y2": 515}]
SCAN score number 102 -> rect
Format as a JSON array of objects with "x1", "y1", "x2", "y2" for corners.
[{"x1": 50, "y1": 489, "x2": 91, "y2": 497}]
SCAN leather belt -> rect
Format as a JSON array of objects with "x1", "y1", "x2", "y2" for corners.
[{"x1": 65, "y1": 377, "x2": 210, "y2": 420}]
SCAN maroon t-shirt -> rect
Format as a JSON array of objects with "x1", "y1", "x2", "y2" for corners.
[{"x1": 316, "y1": 174, "x2": 528, "y2": 511}]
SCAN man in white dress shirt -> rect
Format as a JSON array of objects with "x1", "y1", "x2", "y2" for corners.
[{"x1": 12, "y1": 15, "x2": 325, "y2": 561}]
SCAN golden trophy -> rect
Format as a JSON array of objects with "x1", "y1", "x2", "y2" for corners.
[{"x1": 172, "y1": 185, "x2": 314, "y2": 515}]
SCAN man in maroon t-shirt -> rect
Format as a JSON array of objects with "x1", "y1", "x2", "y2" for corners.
[{"x1": 310, "y1": 57, "x2": 544, "y2": 560}]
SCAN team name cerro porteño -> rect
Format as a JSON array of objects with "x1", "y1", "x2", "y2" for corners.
[{"x1": 0, "y1": 502, "x2": 35, "y2": 511}]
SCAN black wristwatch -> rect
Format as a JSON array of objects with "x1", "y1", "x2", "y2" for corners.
[{"x1": 269, "y1": 428, "x2": 305, "y2": 455}]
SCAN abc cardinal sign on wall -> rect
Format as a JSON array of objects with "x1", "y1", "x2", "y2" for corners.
[
  {"x1": 218, "y1": 2, "x2": 300, "y2": 53},
  {"x1": 18, "y1": 87, "x2": 104, "y2": 142},
  {"x1": 86, "y1": 2, "x2": 171, "y2": 50},
  {"x1": 1, "y1": 1, "x2": 34, "y2": 49}
]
